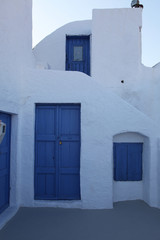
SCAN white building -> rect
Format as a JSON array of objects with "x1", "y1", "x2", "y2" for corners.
[{"x1": 0, "y1": 0, "x2": 160, "y2": 228}]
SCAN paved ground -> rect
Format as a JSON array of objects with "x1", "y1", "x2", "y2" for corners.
[{"x1": 0, "y1": 200, "x2": 160, "y2": 240}]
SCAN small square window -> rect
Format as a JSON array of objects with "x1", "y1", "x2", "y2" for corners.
[{"x1": 73, "y1": 46, "x2": 83, "y2": 61}]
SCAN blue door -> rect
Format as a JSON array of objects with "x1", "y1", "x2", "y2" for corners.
[
  {"x1": 35, "y1": 104, "x2": 80, "y2": 200},
  {"x1": 0, "y1": 113, "x2": 11, "y2": 214},
  {"x1": 114, "y1": 143, "x2": 143, "y2": 181},
  {"x1": 66, "y1": 36, "x2": 90, "y2": 75}
]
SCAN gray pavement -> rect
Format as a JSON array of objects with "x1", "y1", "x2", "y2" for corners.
[{"x1": 0, "y1": 200, "x2": 160, "y2": 240}]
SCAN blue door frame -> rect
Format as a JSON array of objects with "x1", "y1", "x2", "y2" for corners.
[
  {"x1": 66, "y1": 36, "x2": 90, "y2": 76},
  {"x1": 0, "y1": 112, "x2": 11, "y2": 214},
  {"x1": 35, "y1": 104, "x2": 81, "y2": 200}
]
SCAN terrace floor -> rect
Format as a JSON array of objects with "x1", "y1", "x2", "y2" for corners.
[{"x1": 0, "y1": 200, "x2": 160, "y2": 240}]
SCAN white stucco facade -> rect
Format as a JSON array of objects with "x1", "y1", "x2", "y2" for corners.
[{"x1": 0, "y1": 0, "x2": 160, "y2": 229}]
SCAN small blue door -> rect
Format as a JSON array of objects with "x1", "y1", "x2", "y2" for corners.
[
  {"x1": 114, "y1": 143, "x2": 143, "y2": 181},
  {"x1": 35, "y1": 104, "x2": 80, "y2": 200},
  {"x1": 0, "y1": 112, "x2": 11, "y2": 214},
  {"x1": 66, "y1": 36, "x2": 90, "y2": 75}
]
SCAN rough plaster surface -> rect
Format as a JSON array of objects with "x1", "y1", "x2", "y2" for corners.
[
  {"x1": 0, "y1": 0, "x2": 160, "y2": 229},
  {"x1": 33, "y1": 9, "x2": 160, "y2": 123},
  {"x1": 18, "y1": 69, "x2": 159, "y2": 210},
  {"x1": 32, "y1": 8, "x2": 160, "y2": 209},
  {"x1": 33, "y1": 20, "x2": 92, "y2": 71}
]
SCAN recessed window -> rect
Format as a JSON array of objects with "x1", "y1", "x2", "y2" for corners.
[
  {"x1": 73, "y1": 46, "x2": 83, "y2": 61},
  {"x1": 113, "y1": 143, "x2": 143, "y2": 181}
]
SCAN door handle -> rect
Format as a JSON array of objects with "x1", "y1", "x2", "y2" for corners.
[{"x1": 59, "y1": 141, "x2": 62, "y2": 145}]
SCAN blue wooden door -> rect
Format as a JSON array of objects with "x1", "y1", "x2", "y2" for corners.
[
  {"x1": 66, "y1": 36, "x2": 90, "y2": 75},
  {"x1": 114, "y1": 143, "x2": 143, "y2": 181},
  {"x1": 0, "y1": 113, "x2": 11, "y2": 214},
  {"x1": 35, "y1": 105, "x2": 80, "y2": 200}
]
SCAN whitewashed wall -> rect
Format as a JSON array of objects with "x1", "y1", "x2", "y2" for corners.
[
  {"x1": 33, "y1": 9, "x2": 160, "y2": 126},
  {"x1": 92, "y1": 8, "x2": 142, "y2": 82},
  {"x1": 92, "y1": 9, "x2": 158, "y2": 122},
  {"x1": 0, "y1": 0, "x2": 33, "y2": 113},
  {"x1": 0, "y1": 1, "x2": 160, "y2": 224},
  {"x1": 0, "y1": 0, "x2": 33, "y2": 229},
  {"x1": 32, "y1": 8, "x2": 160, "y2": 209},
  {"x1": 33, "y1": 20, "x2": 92, "y2": 70},
  {"x1": 0, "y1": 0, "x2": 33, "y2": 211},
  {"x1": 17, "y1": 68, "x2": 159, "y2": 209}
]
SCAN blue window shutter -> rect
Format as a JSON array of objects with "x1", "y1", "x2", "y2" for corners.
[
  {"x1": 114, "y1": 143, "x2": 128, "y2": 181},
  {"x1": 127, "y1": 143, "x2": 143, "y2": 181}
]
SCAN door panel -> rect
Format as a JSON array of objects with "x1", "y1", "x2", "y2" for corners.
[
  {"x1": 58, "y1": 106, "x2": 80, "y2": 199},
  {"x1": 128, "y1": 143, "x2": 142, "y2": 181},
  {"x1": 114, "y1": 143, "x2": 143, "y2": 181},
  {"x1": 60, "y1": 108, "x2": 80, "y2": 134},
  {"x1": 66, "y1": 36, "x2": 90, "y2": 75},
  {"x1": 114, "y1": 143, "x2": 128, "y2": 181},
  {"x1": 60, "y1": 142, "x2": 80, "y2": 168},
  {"x1": 37, "y1": 141, "x2": 56, "y2": 168},
  {"x1": 0, "y1": 112, "x2": 11, "y2": 214},
  {"x1": 59, "y1": 174, "x2": 80, "y2": 200},
  {"x1": 35, "y1": 105, "x2": 80, "y2": 200},
  {"x1": 35, "y1": 106, "x2": 57, "y2": 199}
]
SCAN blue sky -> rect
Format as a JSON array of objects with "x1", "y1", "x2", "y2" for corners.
[{"x1": 33, "y1": 0, "x2": 160, "y2": 67}]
